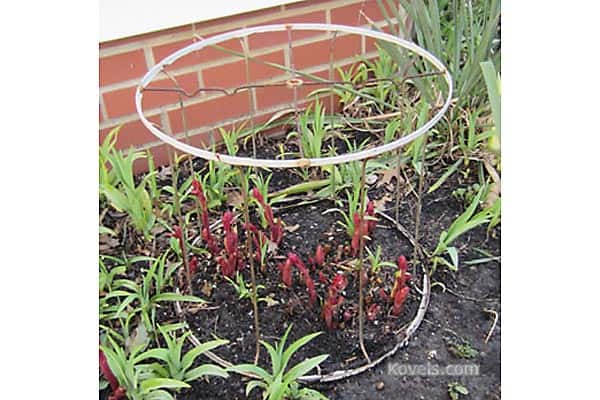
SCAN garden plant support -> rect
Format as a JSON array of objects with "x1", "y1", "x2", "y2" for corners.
[{"x1": 136, "y1": 23, "x2": 452, "y2": 383}]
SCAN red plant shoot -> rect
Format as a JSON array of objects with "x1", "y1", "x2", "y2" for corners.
[
  {"x1": 288, "y1": 253, "x2": 316, "y2": 305},
  {"x1": 191, "y1": 179, "x2": 209, "y2": 226},
  {"x1": 243, "y1": 222, "x2": 269, "y2": 264},
  {"x1": 350, "y1": 202, "x2": 378, "y2": 256},
  {"x1": 367, "y1": 303, "x2": 380, "y2": 321},
  {"x1": 315, "y1": 244, "x2": 325, "y2": 266},
  {"x1": 189, "y1": 256, "x2": 198, "y2": 275},
  {"x1": 191, "y1": 179, "x2": 219, "y2": 255},
  {"x1": 366, "y1": 200, "x2": 377, "y2": 233},
  {"x1": 217, "y1": 211, "x2": 240, "y2": 277},
  {"x1": 390, "y1": 255, "x2": 411, "y2": 316},
  {"x1": 318, "y1": 271, "x2": 328, "y2": 284},
  {"x1": 100, "y1": 348, "x2": 125, "y2": 400},
  {"x1": 322, "y1": 273, "x2": 348, "y2": 329},
  {"x1": 278, "y1": 258, "x2": 293, "y2": 287},
  {"x1": 252, "y1": 187, "x2": 283, "y2": 245}
]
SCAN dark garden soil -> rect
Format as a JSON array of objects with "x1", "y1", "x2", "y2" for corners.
[{"x1": 101, "y1": 134, "x2": 500, "y2": 400}]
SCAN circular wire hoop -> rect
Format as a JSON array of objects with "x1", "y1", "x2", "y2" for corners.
[{"x1": 135, "y1": 23, "x2": 453, "y2": 168}]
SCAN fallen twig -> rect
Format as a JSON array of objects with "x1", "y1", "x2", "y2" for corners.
[{"x1": 484, "y1": 308, "x2": 499, "y2": 343}]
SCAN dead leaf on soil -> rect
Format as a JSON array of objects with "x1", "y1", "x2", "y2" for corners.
[
  {"x1": 151, "y1": 224, "x2": 167, "y2": 236},
  {"x1": 187, "y1": 302, "x2": 217, "y2": 314},
  {"x1": 226, "y1": 190, "x2": 244, "y2": 207},
  {"x1": 201, "y1": 281, "x2": 213, "y2": 297},
  {"x1": 373, "y1": 194, "x2": 392, "y2": 211},
  {"x1": 376, "y1": 168, "x2": 402, "y2": 188},
  {"x1": 261, "y1": 296, "x2": 279, "y2": 307},
  {"x1": 284, "y1": 224, "x2": 300, "y2": 233}
]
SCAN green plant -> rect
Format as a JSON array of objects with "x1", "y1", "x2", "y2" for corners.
[
  {"x1": 100, "y1": 255, "x2": 155, "y2": 324},
  {"x1": 308, "y1": 63, "x2": 368, "y2": 106},
  {"x1": 99, "y1": 129, "x2": 157, "y2": 240},
  {"x1": 100, "y1": 126, "x2": 119, "y2": 189},
  {"x1": 100, "y1": 255, "x2": 127, "y2": 294},
  {"x1": 202, "y1": 160, "x2": 237, "y2": 209},
  {"x1": 432, "y1": 185, "x2": 490, "y2": 272},
  {"x1": 100, "y1": 331, "x2": 190, "y2": 400},
  {"x1": 480, "y1": 59, "x2": 501, "y2": 153},
  {"x1": 137, "y1": 324, "x2": 229, "y2": 384},
  {"x1": 448, "y1": 382, "x2": 469, "y2": 400},
  {"x1": 448, "y1": 341, "x2": 478, "y2": 359},
  {"x1": 363, "y1": 45, "x2": 399, "y2": 106},
  {"x1": 452, "y1": 182, "x2": 482, "y2": 205},
  {"x1": 383, "y1": 117, "x2": 403, "y2": 144},
  {"x1": 378, "y1": 0, "x2": 500, "y2": 107},
  {"x1": 224, "y1": 272, "x2": 266, "y2": 301},
  {"x1": 229, "y1": 325, "x2": 329, "y2": 400},
  {"x1": 404, "y1": 99, "x2": 431, "y2": 174},
  {"x1": 453, "y1": 105, "x2": 496, "y2": 160},
  {"x1": 159, "y1": 165, "x2": 195, "y2": 219},
  {"x1": 145, "y1": 149, "x2": 160, "y2": 205},
  {"x1": 220, "y1": 122, "x2": 248, "y2": 156},
  {"x1": 366, "y1": 245, "x2": 395, "y2": 273},
  {"x1": 287, "y1": 100, "x2": 329, "y2": 159},
  {"x1": 333, "y1": 186, "x2": 362, "y2": 237},
  {"x1": 250, "y1": 173, "x2": 274, "y2": 210},
  {"x1": 108, "y1": 253, "x2": 204, "y2": 334},
  {"x1": 487, "y1": 196, "x2": 501, "y2": 232}
]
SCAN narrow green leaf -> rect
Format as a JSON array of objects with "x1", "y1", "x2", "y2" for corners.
[
  {"x1": 228, "y1": 364, "x2": 271, "y2": 382},
  {"x1": 245, "y1": 380, "x2": 265, "y2": 397},
  {"x1": 152, "y1": 293, "x2": 205, "y2": 303},
  {"x1": 181, "y1": 339, "x2": 229, "y2": 371},
  {"x1": 145, "y1": 389, "x2": 175, "y2": 400},
  {"x1": 427, "y1": 159, "x2": 462, "y2": 194},
  {"x1": 283, "y1": 355, "x2": 328, "y2": 386},
  {"x1": 132, "y1": 348, "x2": 169, "y2": 364},
  {"x1": 446, "y1": 247, "x2": 459, "y2": 270},
  {"x1": 281, "y1": 331, "x2": 322, "y2": 373},
  {"x1": 184, "y1": 364, "x2": 229, "y2": 381},
  {"x1": 140, "y1": 378, "x2": 190, "y2": 393},
  {"x1": 480, "y1": 60, "x2": 501, "y2": 139}
]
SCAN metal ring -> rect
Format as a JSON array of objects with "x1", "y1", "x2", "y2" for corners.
[
  {"x1": 285, "y1": 78, "x2": 304, "y2": 88},
  {"x1": 135, "y1": 23, "x2": 453, "y2": 168}
]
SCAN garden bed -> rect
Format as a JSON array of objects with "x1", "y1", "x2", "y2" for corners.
[{"x1": 100, "y1": 147, "x2": 500, "y2": 399}]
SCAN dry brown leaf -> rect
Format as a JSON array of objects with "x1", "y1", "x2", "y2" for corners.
[
  {"x1": 226, "y1": 190, "x2": 244, "y2": 207},
  {"x1": 373, "y1": 194, "x2": 392, "y2": 211},
  {"x1": 284, "y1": 224, "x2": 300, "y2": 233},
  {"x1": 201, "y1": 281, "x2": 213, "y2": 297},
  {"x1": 376, "y1": 168, "x2": 402, "y2": 188},
  {"x1": 261, "y1": 296, "x2": 279, "y2": 307},
  {"x1": 187, "y1": 303, "x2": 216, "y2": 314}
]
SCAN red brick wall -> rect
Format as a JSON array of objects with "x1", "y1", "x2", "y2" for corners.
[{"x1": 99, "y1": 0, "x2": 404, "y2": 171}]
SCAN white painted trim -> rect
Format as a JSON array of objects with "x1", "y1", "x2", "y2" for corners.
[{"x1": 100, "y1": 0, "x2": 299, "y2": 42}]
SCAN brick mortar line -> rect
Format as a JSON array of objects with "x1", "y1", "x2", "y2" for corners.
[
  {"x1": 99, "y1": 18, "x2": 393, "y2": 94},
  {"x1": 143, "y1": 46, "x2": 156, "y2": 69},
  {"x1": 99, "y1": 94, "x2": 109, "y2": 121},
  {"x1": 99, "y1": 0, "x2": 379, "y2": 57},
  {"x1": 100, "y1": 50, "x2": 380, "y2": 130}
]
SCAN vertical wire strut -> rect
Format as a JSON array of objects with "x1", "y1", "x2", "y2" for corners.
[
  {"x1": 357, "y1": 157, "x2": 371, "y2": 363},
  {"x1": 412, "y1": 132, "x2": 429, "y2": 277},
  {"x1": 328, "y1": 31, "x2": 338, "y2": 114},
  {"x1": 239, "y1": 167, "x2": 261, "y2": 364},
  {"x1": 241, "y1": 37, "x2": 257, "y2": 158},
  {"x1": 162, "y1": 68, "x2": 194, "y2": 174},
  {"x1": 328, "y1": 31, "x2": 338, "y2": 198},
  {"x1": 394, "y1": 149, "x2": 403, "y2": 223},
  {"x1": 287, "y1": 26, "x2": 303, "y2": 159}
]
